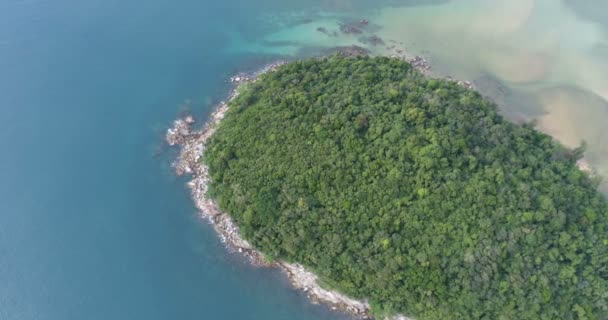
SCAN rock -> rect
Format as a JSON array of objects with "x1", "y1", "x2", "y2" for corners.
[
  {"x1": 339, "y1": 23, "x2": 363, "y2": 34},
  {"x1": 359, "y1": 34, "x2": 385, "y2": 46},
  {"x1": 336, "y1": 45, "x2": 370, "y2": 57},
  {"x1": 231, "y1": 74, "x2": 251, "y2": 83},
  {"x1": 408, "y1": 55, "x2": 432, "y2": 73},
  {"x1": 457, "y1": 80, "x2": 474, "y2": 90},
  {"x1": 184, "y1": 115, "x2": 195, "y2": 124},
  {"x1": 578, "y1": 159, "x2": 593, "y2": 173},
  {"x1": 166, "y1": 119, "x2": 193, "y2": 146}
]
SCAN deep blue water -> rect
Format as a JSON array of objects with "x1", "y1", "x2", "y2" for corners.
[{"x1": 0, "y1": 1, "x2": 368, "y2": 319}]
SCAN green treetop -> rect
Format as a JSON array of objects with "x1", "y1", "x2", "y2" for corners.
[{"x1": 204, "y1": 55, "x2": 608, "y2": 320}]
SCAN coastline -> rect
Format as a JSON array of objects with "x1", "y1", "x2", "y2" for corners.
[{"x1": 166, "y1": 57, "x2": 426, "y2": 320}]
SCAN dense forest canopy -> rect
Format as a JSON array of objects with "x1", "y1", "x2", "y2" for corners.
[{"x1": 204, "y1": 56, "x2": 608, "y2": 319}]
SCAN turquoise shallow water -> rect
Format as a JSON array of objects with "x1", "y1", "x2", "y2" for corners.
[{"x1": 1, "y1": 1, "x2": 607, "y2": 319}]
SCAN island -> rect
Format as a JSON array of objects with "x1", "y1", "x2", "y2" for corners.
[{"x1": 168, "y1": 55, "x2": 608, "y2": 320}]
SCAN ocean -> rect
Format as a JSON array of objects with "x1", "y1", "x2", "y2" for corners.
[{"x1": 1, "y1": 1, "x2": 606, "y2": 319}]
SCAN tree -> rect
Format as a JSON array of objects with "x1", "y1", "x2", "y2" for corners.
[{"x1": 205, "y1": 55, "x2": 608, "y2": 320}]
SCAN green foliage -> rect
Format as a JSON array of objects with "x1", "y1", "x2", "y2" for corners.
[{"x1": 204, "y1": 56, "x2": 608, "y2": 319}]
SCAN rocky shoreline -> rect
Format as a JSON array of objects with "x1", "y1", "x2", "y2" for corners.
[
  {"x1": 166, "y1": 62, "x2": 398, "y2": 319},
  {"x1": 166, "y1": 57, "x2": 431, "y2": 319},
  {"x1": 165, "y1": 52, "x2": 480, "y2": 319}
]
